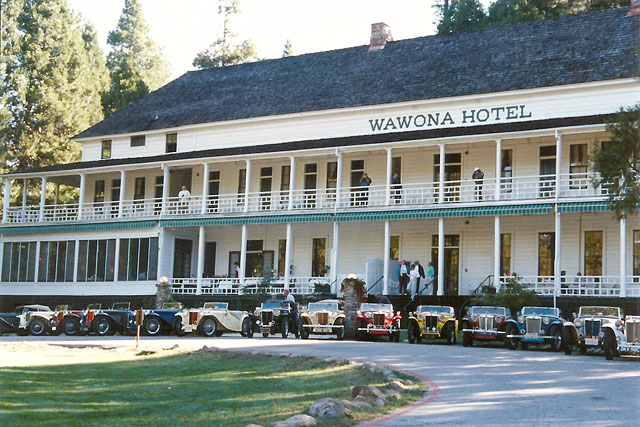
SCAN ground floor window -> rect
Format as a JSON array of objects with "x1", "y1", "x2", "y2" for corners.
[
  {"x1": 312, "y1": 238, "x2": 326, "y2": 277},
  {"x1": 538, "y1": 232, "x2": 555, "y2": 276},
  {"x1": 431, "y1": 234, "x2": 459, "y2": 296},
  {"x1": 39, "y1": 240, "x2": 75, "y2": 283},
  {"x1": 278, "y1": 239, "x2": 286, "y2": 277},
  {"x1": 119, "y1": 237, "x2": 158, "y2": 281},
  {"x1": 77, "y1": 239, "x2": 116, "y2": 282},
  {"x1": 500, "y1": 233, "x2": 511, "y2": 276},
  {"x1": 204, "y1": 242, "x2": 216, "y2": 277},
  {"x1": 173, "y1": 239, "x2": 192, "y2": 278},
  {"x1": 390, "y1": 236, "x2": 400, "y2": 261},
  {"x1": 584, "y1": 231, "x2": 603, "y2": 276},
  {"x1": 2, "y1": 241, "x2": 37, "y2": 282}
]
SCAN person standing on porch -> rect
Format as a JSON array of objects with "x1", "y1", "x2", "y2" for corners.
[
  {"x1": 398, "y1": 260, "x2": 409, "y2": 295},
  {"x1": 426, "y1": 261, "x2": 435, "y2": 295},
  {"x1": 178, "y1": 185, "x2": 191, "y2": 213},
  {"x1": 415, "y1": 261, "x2": 425, "y2": 295},
  {"x1": 391, "y1": 173, "x2": 402, "y2": 204},
  {"x1": 472, "y1": 167, "x2": 484, "y2": 200},
  {"x1": 233, "y1": 261, "x2": 240, "y2": 278},
  {"x1": 408, "y1": 262, "x2": 419, "y2": 297},
  {"x1": 359, "y1": 172, "x2": 372, "y2": 205}
]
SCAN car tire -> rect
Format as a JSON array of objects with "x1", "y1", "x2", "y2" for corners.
[
  {"x1": 444, "y1": 322, "x2": 455, "y2": 345},
  {"x1": 174, "y1": 318, "x2": 186, "y2": 337},
  {"x1": 281, "y1": 318, "x2": 289, "y2": 338},
  {"x1": 505, "y1": 324, "x2": 518, "y2": 350},
  {"x1": 199, "y1": 317, "x2": 217, "y2": 337},
  {"x1": 562, "y1": 326, "x2": 573, "y2": 355},
  {"x1": 463, "y1": 330, "x2": 472, "y2": 347},
  {"x1": 407, "y1": 321, "x2": 417, "y2": 344},
  {"x1": 579, "y1": 344, "x2": 588, "y2": 355},
  {"x1": 93, "y1": 316, "x2": 111, "y2": 336},
  {"x1": 143, "y1": 316, "x2": 162, "y2": 336},
  {"x1": 393, "y1": 321, "x2": 400, "y2": 343},
  {"x1": 603, "y1": 329, "x2": 615, "y2": 361},
  {"x1": 521, "y1": 341, "x2": 529, "y2": 350},
  {"x1": 62, "y1": 316, "x2": 80, "y2": 336},
  {"x1": 262, "y1": 332, "x2": 269, "y2": 338},
  {"x1": 549, "y1": 326, "x2": 563, "y2": 352},
  {"x1": 28, "y1": 318, "x2": 47, "y2": 336},
  {"x1": 355, "y1": 319, "x2": 365, "y2": 341},
  {"x1": 241, "y1": 318, "x2": 253, "y2": 338},
  {"x1": 333, "y1": 318, "x2": 344, "y2": 341},
  {"x1": 299, "y1": 320, "x2": 309, "y2": 339},
  {"x1": 16, "y1": 328, "x2": 28, "y2": 336},
  {"x1": 214, "y1": 330, "x2": 224, "y2": 337}
]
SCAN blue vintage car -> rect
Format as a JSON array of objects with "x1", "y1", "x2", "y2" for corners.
[
  {"x1": 91, "y1": 302, "x2": 137, "y2": 336},
  {"x1": 141, "y1": 302, "x2": 184, "y2": 336},
  {"x1": 505, "y1": 306, "x2": 565, "y2": 351}
]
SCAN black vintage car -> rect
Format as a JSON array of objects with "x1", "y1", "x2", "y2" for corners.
[
  {"x1": 253, "y1": 300, "x2": 299, "y2": 338},
  {"x1": 91, "y1": 302, "x2": 137, "y2": 336}
]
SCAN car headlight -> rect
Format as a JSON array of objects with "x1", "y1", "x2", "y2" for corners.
[
  {"x1": 615, "y1": 319, "x2": 623, "y2": 329},
  {"x1": 518, "y1": 316, "x2": 524, "y2": 324},
  {"x1": 574, "y1": 319, "x2": 583, "y2": 328},
  {"x1": 598, "y1": 331, "x2": 605, "y2": 338},
  {"x1": 418, "y1": 314, "x2": 424, "y2": 322},
  {"x1": 386, "y1": 312, "x2": 393, "y2": 319},
  {"x1": 274, "y1": 309, "x2": 281, "y2": 317},
  {"x1": 542, "y1": 317, "x2": 550, "y2": 325},
  {"x1": 254, "y1": 309, "x2": 260, "y2": 316},
  {"x1": 495, "y1": 316, "x2": 504, "y2": 323},
  {"x1": 438, "y1": 314, "x2": 446, "y2": 322},
  {"x1": 365, "y1": 312, "x2": 372, "y2": 319},
  {"x1": 471, "y1": 315, "x2": 478, "y2": 322}
]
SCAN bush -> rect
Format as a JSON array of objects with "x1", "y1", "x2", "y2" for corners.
[{"x1": 472, "y1": 279, "x2": 539, "y2": 317}]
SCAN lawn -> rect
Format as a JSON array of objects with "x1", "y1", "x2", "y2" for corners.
[{"x1": 0, "y1": 345, "x2": 423, "y2": 426}]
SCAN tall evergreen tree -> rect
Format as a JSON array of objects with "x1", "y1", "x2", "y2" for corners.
[
  {"x1": 101, "y1": 0, "x2": 169, "y2": 116},
  {"x1": 435, "y1": 0, "x2": 488, "y2": 34},
  {"x1": 193, "y1": 0, "x2": 259, "y2": 69},
  {"x1": 0, "y1": 0, "x2": 109, "y2": 177},
  {"x1": 282, "y1": 39, "x2": 293, "y2": 58}
]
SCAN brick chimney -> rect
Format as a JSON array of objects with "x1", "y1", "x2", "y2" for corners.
[{"x1": 369, "y1": 22, "x2": 392, "y2": 51}]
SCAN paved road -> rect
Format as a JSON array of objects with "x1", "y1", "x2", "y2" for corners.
[{"x1": 2, "y1": 335, "x2": 639, "y2": 426}]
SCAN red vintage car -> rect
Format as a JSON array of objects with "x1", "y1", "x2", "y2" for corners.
[
  {"x1": 355, "y1": 303, "x2": 401, "y2": 342},
  {"x1": 53, "y1": 305, "x2": 91, "y2": 336},
  {"x1": 461, "y1": 305, "x2": 510, "y2": 346}
]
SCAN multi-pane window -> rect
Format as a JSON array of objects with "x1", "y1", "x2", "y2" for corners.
[
  {"x1": 77, "y1": 239, "x2": 116, "y2": 282},
  {"x1": 166, "y1": 133, "x2": 177, "y2": 153},
  {"x1": 500, "y1": 233, "x2": 512, "y2": 276},
  {"x1": 94, "y1": 180, "x2": 105, "y2": 203},
  {"x1": 312, "y1": 238, "x2": 326, "y2": 277},
  {"x1": 392, "y1": 157, "x2": 401, "y2": 178},
  {"x1": 326, "y1": 162, "x2": 337, "y2": 190},
  {"x1": 209, "y1": 171, "x2": 220, "y2": 196},
  {"x1": 111, "y1": 179, "x2": 121, "y2": 202},
  {"x1": 584, "y1": 231, "x2": 603, "y2": 276},
  {"x1": 350, "y1": 160, "x2": 364, "y2": 187},
  {"x1": 278, "y1": 239, "x2": 286, "y2": 277},
  {"x1": 38, "y1": 241, "x2": 75, "y2": 282},
  {"x1": 390, "y1": 236, "x2": 400, "y2": 261},
  {"x1": 101, "y1": 140, "x2": 112, "y2": 159},
  {"x1": 1, "y1": 241, "x2": 37, "y2": 282},
  {"x1": 633, "y1": 230, "x2": 640, "y2": 276},
  {"x1": 130, "y1": 135, "x2": 145, "y2": 147},
  {"x1": 538, "y1": 232, "x2": 555, "y2": 276},
  {"x1": 280, "y1": 165, "x2": 290, "y2": 192},
  {"x1": 237, "y1": 169, "x2": 246, "y2": 205},
  {"x1": 118, "y1": 237, "x2": 158, "y2": 281},
  {"x1": 570, "y1": 143, "x2": 588, "y2": 189},
  {"x1": 134, "y1": 177, "x2": 145, "y2": 200}
]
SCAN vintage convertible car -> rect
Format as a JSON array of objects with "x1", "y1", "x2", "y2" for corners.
[
  {"x1": 254, "y1": 300, "x2": 299, "y2": 338},
  {"x1": 355, "y1": 303, "x2": 401, "y2": 342},
  {"x1": 0, "y1": 304, "x2": 57, "y2": 336},
  {"x1": 53, "y1": 305, "x2": 91, "y2": 336},
  {"x1": 91, "y1": 302, "x2": 137, "y2": 336},
  {"x1": 175, "y1": 302, "x2": 255, "y2": 337},
  {"x1": 407, "y1": 305, "x2": 457, "y2": 345},
  {"x1": 563, "y1": 306, "x2": 636, "y2": 360},
  {"x1": 504, "y1": 306, "x2": 565, "y2": 351},
  {"x1": 461, "y1": 305, "x2": 509, "y2": 347},
  {"x1": 141, "y1": 302, "x2": 184, "y2": 336},
  {"x1": 298, "y1": 299, "x2": 345, "y2": 340}
]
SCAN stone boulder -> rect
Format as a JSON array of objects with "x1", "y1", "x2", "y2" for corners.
[
  {"x1": 352, "y1": 385, "x2": 386, "y2": 402},
  {"x1": 341, "y1": 399, "x2": 373, "y2": 412},
  {"x1": 389, "y1": 380, "x2": 410, "y2": 393},
  {"x1": 270, "y1": 414, "x2": 317, "y2": 427},
  {"x1": 385, "y1": 389, "x2": 402, "y2": 401},
  {"x1": 309, "y1": 398, "x2": 345, "y2": 419}
]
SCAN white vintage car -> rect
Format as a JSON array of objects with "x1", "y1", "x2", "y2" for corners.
[
  {"x1": 174, "y1": 302, "x2": 254, "y2": 338},
  {"x1": 0, "y1": 304, "x2": 58, "y2": 336},
  {"x1": 298, "y1": 299, "x2": 345, "y2": 340},
  {"x1": 563, "y1": 306, "x2": 636, "y2": 360}
]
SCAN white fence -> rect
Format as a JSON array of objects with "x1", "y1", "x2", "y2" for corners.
[{"x1": 170, "y1": 276, "x2": 331, "y2": 296}]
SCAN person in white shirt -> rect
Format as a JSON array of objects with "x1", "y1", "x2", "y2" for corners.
[
  {"x1": 408, "y1": 262, "x2": 419, "y2": 297},
  {"x1": 178, "y1": 186, "x2": 191, "y2": 213},
  {"x1": 283, "y1": 289, "x2": 295, "y2": 303}
]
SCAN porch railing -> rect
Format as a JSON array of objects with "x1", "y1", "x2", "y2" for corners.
[
  {"x1": 498, "y1": 275, "x2": 630, "y2": 297},
  {"x1": 169, "y1": 276, "x2": 331, "y2": 296}
]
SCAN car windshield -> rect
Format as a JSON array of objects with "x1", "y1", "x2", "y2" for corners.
[
  {"x1": 308, "y1": 302, "x2": 338, "y2": 312},
  {"x1": 261, "y1": 301, "x2": 286, "y2": 310},
  {"x1": 579, "y1": 306, "x2": 620, "y2": 317},
  {"x1": 87, "y1": 303, "x2": 102, "y2": 310},
  {"x1": 112, "y1": 302, "x2": 130, "y2": 310},
  {"x1": 203, "y1": 302, "x2": 228, "y2": 310},
  {"x1": 470, "y1": 306, "x2": 507, "y2": 316},
  {"x1": 418, "y1": 306, "x2": 452, "y2": 315},
  {"x1": 522, "y1": 307, "x2": 559, "y2": 317},
  {"x1": 360, "y1": 303, "x2": 393, "y2": 312},
  {"x1": 55, "y1": 305, "x2": 68, "y2": 311},
  {"x1": 162, "y1": 302, "x2": 183, "y2": 310}
]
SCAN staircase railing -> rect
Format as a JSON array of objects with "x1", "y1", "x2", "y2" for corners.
[
  {"x1": 459, "y1": 274, "x2": 494, "y2": 318},
  {"x1": 366, "y1": 276, "x2": 384, "y2": 295},
  {"x1": 403, "y1": 278, "x2": 435, "y2": 313}
]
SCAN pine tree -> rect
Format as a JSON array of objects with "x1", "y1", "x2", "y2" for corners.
[
  {"x1": 193, "y1": 0, "x2": 259, "y2": 69},
  {"x1": 101, "y1": 0, "x2": 169, "y2": 116},
  {"x1": 282, "y1": 39, "x2": 293, "y2": 58},
  {"x1": 435, "y1": 0, "x2": 488, "y2": 34}
]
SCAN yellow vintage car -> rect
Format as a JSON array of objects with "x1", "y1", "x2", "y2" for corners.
[
  {"x1": 298, "y1": 299, "x2": 345, "y2": 340},
  {"x1": 407, "y1": 305, "x2": 458, "y2": 345}
]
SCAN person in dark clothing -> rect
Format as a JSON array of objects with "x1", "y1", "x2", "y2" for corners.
[
  {"x1": 359, "y1": 172, "x2": 372, "y2": 205},
  {"x1": 391, "y1": 173, "x2": 402, "y2": 204},
  {"x1": 375, "y1": 292, "x2": 391, "y2": 305},
  {"x1": 416, "y1": 261, "x2": 425, "y2": 294},
  {"x1": 472, "y1": 167, "x2": 484, "y2": 200}
]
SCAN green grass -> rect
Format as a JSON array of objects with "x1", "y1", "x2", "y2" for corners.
[{"x1": 0, "y1": 348, "x2": 423, "y2": 426}]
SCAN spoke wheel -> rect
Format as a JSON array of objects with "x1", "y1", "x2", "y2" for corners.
[
  {"x1": 144, "y1": 317, "x2": 162, "y2": 336},
  {"x1": 62, "y1": 317, "x2": 79, "y2": 336},
  {"x1": 28, "y1": 318, "x2": 47, "y2": 336},
  {"x1": 550, "y1": 326, "x2": 563, "y2": 352},
  {"x1": 94, "y1": 316, "x2": 111, "y2": 336},
  {"x1": 505, "y1": 324, "x2": 519, "y2": 350},
  {"x1": 199, "y1": 318, "x2": 217, "y2": 337},
  {"x1": 241, "y1": 318, "x2": 253, "y2": 338}
]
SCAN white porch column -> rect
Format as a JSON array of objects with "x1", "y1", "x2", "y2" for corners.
[
  {"x1": 118, "y1": 170, "x2": 127, "y2": 218},
  {"x1": 54, "y1": 183, "x2": 59, "y2": 205},
  {"x1": 335, "y1": 152, "x2": 343, "y2": 210},
  {"x1": 196, "y1": 225, "x2": 205, "y2": 295},
  {"x1": 553, "y1": 209, "x2": 562, "y2": 306},
  {"x1": 555, "y1": 131, "x2": 562, "y2": 200},
  {"x1": 21, "y1": 178, "x2": 27, "y2": 208},
  {"x1": 2, "y1": 179, "x2": 12, "y2": 223},
  {"x1": 244, "y1": 160, "x2": 252, "y2": 213},
  {"x1": 161, "y1": 166, "x2": 170, "y2": 215},
  {"x1": 239, "y1": 223, "x2": 248, "y2": 285},
  {"x1": 113, "y1": 238, "x2": 121, "y2": 282},
  {"x1": 385, "y1": 148, "x2": 393, "y2": 205},
  {"x1": 331, "y1": 221, "x2": 340, "y2": 292},
  {"x1": 33, "y1": 241, "x2": 41, "y2": 282},
  {"x1": 39, "y1": 177, "x2": 47, "y2": 222},
  {"x1": 437, "y1": 217, "x2": 445, "y2": 296},
  {"x1": 156, "y1": 229, "x2": 164, "y2": 280},
  {"x1": 287, "y1": 157, "x2": 296, "y2": 210},
  {"x1": 0, "y1": 235, "x2": 4, "y2": 279},
  {"x1": 73, "y1": 239, "x2": 80, "y2": 282},
  {"x1": 495, "y1": 139, "x2": 502, "y2": 201},
  {"x1": 78, "y1": 174, "x2": 86, "y2": 220},
  {"x1": 284, "y1": 223, "x2": 293, "y2": 289},
  {"x1": 494, "y1": 216, "x2": 501, "y2": 287},
  {"x1": 438, "y1": 144, "x2": 445, "y2": 203},
  {"x1": 201, "y1": 163, "x2": 210, "y2": 214},
  {"x1": 620, "y1": 216, "x2": 627, "y2": 297},
  {"x1": 383, "y1": 220, "x2": 390, "y2": 294}
]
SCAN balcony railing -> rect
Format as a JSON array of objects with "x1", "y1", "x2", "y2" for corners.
[
  {"x1": 3, "y1": 173, "x2": 610, "y2": 224},
  {"x1": 169, "y1": 276, "x2": 330, "y2": 296},
  {"x1": 498, "y1": 275, "x2": 639, "y2": 297}
]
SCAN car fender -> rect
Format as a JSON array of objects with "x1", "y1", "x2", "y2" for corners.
[{"x1": 563, "y1": 321, "x2": 578, "y2": 342}]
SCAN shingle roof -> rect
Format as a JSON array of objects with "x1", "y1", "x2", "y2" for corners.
[{"x1": 77, "y1": 7, "x2": 639, "y2": 139}]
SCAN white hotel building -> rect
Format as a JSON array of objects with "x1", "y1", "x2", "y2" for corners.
[{"x1": 1, "y1": 8, "x2": 639, "y2": 308}]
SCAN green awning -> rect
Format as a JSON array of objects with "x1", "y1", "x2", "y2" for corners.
[
  {"x1": 0, "y1": 220, "x2": 158, "y2": 235},
  {"x1": 160, "y1": 213, "x2": 334, "y2": 228},
  {"x1": 557, "y1": 201, "x2": 610, "y2": 213}
]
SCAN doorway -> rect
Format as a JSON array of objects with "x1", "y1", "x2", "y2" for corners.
[
  {"x1": 433, "y1": 153, "x2": 462, "y2": 202},
  {"x1": 203, "y1": 242, "x2": 216, "y2": 277},
  {"x1": 170, "y1": 168, "x2": 193, "y2": 197},
  {"x1": 173, "y1": 239, "x2": 193, "y2": 278},
  {"x1": 431, "y1": 234, "x2": 460, "y2": 295},
  {"x1": 228, "y1": 240, "x2": 274, "y2": 278},
  {"x1": 539, "y1": 146, "x2": 556, "y2": 197}
]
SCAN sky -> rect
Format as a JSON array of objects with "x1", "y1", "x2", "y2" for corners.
[{"x1": 67, "y1": 0, "x2": 445, "y2": 81}]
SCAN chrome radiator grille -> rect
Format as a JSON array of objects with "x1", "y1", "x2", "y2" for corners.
[
  {"x1": 424, "y1": 315, "x2": 438, "y2": 329},
  {"x1": 317, "y1": 312, "x2": 329, "y2": 325},
  {"x1": 373, "y1": 313, "x2": 385, "y2": 326},
  {"x1": 584, "y1": 319, "x2": 601, "y2": 337},
  {"x1": 262, "y1": 311, "x2": 273, "y2": 325},
  {"x1": 626, "y1": 320, "x2": 640, "y2": 342},
  {"x1": 479, "y1": 315, "x2": 494, "y2": 330},
  {"x1": 526, "y1": 317, "x2": 541, "y2": 334}
]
